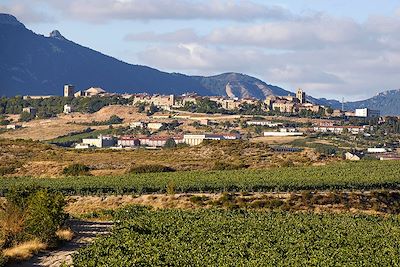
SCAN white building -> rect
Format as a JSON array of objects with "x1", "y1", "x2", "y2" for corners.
[
  {"x1": 6, "y1": 124, "x2": 21, "y2": 130},
  {"x1": 264, "y1": 128, "x2": 303, "y2": 137},
  {"x1": 367, "y1": 147, "x2": 388, "y2": 153},
  {"x1": 130, "y1": 121, "x2": 146, "y2": 129},
  {"x1": 183, "y1": 133, "x2": 240, "y2": 146},
  {"x1": 246, "y1": 121, "x2": 282, "y2": 127},
  {"x1": 81, "y1": 135, "x2": 116, "y2": 148},
  {"x1": 63, "y1": 104, "x2": 73, "y2": 114},
  {"x1": 313, "y1": 126, "x2": 365, "y2": 134},
  {"x1": 183, "y1": 134, "x2": 207, "y2": 146},
  {"x1": 147, "y1": 122, "x2": 164, "y2": 130},
  {"x1": 355, "y1": 108, "x2": 380, "y2": 118}
]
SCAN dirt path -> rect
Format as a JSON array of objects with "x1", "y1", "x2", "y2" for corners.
[{"x1": 9, "y1": 220, "x2": 113, "y2": 267}]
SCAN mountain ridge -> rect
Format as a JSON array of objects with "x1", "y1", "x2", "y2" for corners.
[{"x1": 1, "y1": 13, "x2": 399, "y2": 115}]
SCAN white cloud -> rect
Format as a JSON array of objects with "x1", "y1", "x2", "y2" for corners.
[
  {"x1": 38, "y1": 0, "x2": 292, "y2": 22},
  {"x1": 125, "y1": 29, "x2": 200, "y2": 43},
  {"x1": 0, "y1": 3, "x2": 55, "y2": 23}
]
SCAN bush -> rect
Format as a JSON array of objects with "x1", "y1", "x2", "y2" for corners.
[
  {"x1": 166, "y1": 180, "x2": 176, "y2": 195},
  {"x1": 24, "y1": 190, "x2": 67, "y2": 243},
  {"x1": 0, "y1": 166, "x2": 15, "y2": 176},
  {"x1": 1, "y1": 188, "x2": 66, "y2": 250},
  {"x1": 212, "y1": 161, "x2": 247, "y2": 171},
  {"x1": 62, "y1": 164, "x2": 91, "y2": 176},
  {"x1": 164, "y1": 138, "x2": 177, "y2": 148},
  {"x1": 107, "y1": 115, "x2": 123, "y2": 124},
  {"x1": 128, "y1": 165, "x2": 175, "y2": 174},
  {"x1": 19, "y1": 112, "x2": 34, "y2": 122},
  {"x1": 0, "y1": 119, "x2": 10, "y2": 126}
]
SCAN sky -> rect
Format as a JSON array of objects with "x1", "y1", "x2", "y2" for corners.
[{"x1": 1, "y1": 0, "x2": 400, "y2": 101}]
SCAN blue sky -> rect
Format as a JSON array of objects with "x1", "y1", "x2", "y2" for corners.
[{"x1": 1, "y1": 0, "x2": 400, "y2": 100}]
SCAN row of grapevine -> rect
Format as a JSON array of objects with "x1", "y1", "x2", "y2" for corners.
[
  {"x1": 73, "y1": 207, "x2": 400, "y2": 266},
  {"x1": 1, "y1": 160, "x2": 400, "y2": 195}
]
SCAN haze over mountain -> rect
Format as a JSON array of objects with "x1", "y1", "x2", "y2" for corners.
[
  {"x1": 0, "y1": 13, "x2": 399, "y2": 115},
  {"x1": 0, "y1": 13, "x2": 291, "y2": 99}
]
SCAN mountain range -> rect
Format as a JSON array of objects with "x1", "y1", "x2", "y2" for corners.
[{"x1": 0, "y1": 13, "x2": 399, "y2": 115}]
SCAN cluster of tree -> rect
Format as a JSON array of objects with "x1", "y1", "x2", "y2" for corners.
[
  {"x1": 0, "y1": 96, "x2": 131, "y2": 118},
  {"x1": 135, "y1": 102, "x2": 160, "y2": 116},
  {"x1": 159, "y1": 120, "x2": 181, "y2": 131},
  {"x1": 181, "y1": 98, "x2": 229, "y2": 114},
  {"x1": 76, "y1": 115, "x2": 123, "y2": 126}
]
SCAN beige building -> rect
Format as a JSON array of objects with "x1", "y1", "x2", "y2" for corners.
[
  {"x1": 147, "y1": 122, "x2": 164, "y2": 131},
  {"x1": 296, "y1": 88, "x2": 306, "y2": 104},
  {"x1": 64, "y1": 84, "x2": 75, "y2": 97},
  {"x1": 22, "y1": 107, "x2": 37, "y2": 116},
  {"x1": 272, "y1": 101, "x2": 295, "y2": 113},
  {"x1": 74, "y1": 87, "x2": 106, "y2": 97}
]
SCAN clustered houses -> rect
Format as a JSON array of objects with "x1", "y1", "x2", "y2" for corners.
[
  {"x1": 131, "y1": 93, "x2": 261, "y2": 111},
  {"x1": 132, "y1": 94, "x2": 176, "y2": 110},
  {"x1": 130, "y1": 121, "x2": 169, "y2": 131},
  {"x1": 208, "y1": 96, "x2": 259, "y2": 110},
  {"x1": 265, "y1": 88, "x2": 325, "y2": 113}
]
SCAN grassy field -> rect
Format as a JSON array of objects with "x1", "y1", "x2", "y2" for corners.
[
  {"x1": 1, "y1": 160, "x2": 400, "y2": 195},
  {"x1": 72, "y1": 206, "x2": 400, "y2": 266},
  {"x1": 0, "y1": 138, "x2": 327, "y2": 177}
]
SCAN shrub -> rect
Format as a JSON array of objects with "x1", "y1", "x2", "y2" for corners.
[
  {"x1": 189, "y1": 196, "x2": 209, "y2": 205},
  {"x1": 0, "y1": 166, "x2": 15, "y2": 176},
  {"x1": 62, "y1": 164, "x2": 91, "y2": 176},
  {"x1": 1, "y1": 188, "x2": 66, "y2": 249},
  {"x1": 0, "y1": 202, "x2": 25, "y2": 248},
  {"x1": 24, "y1": 190, "x2": 67, "y2": 243},
  {"x1": 0, "y1": 119, "x2": 10, "y2": 126},
  {"x1": 107, "y1": 115, "x2": 123, "y2": 125},
  {"x1": 212, "y1": 161, "x2": 246, "y2": 171},
  {"x1": 128, "y1": 165, "x2": 175, "y2": 174},
  {"x1": 279, "y1": 160, "x2": 294, "y2": 168},
  {"x1": 19, "y1": 112, "x2": 34, "y2": 122},
  {"x1": 166, "y1": 180, "x2": 176, "y2": 195},
  {"x1": 164, "y1": 138, "x2": 177, "y2": 149}
]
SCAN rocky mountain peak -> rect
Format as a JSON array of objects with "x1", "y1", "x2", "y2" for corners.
[{"x1": 49, "y1": 30, "x2": 67, "y2": 40}]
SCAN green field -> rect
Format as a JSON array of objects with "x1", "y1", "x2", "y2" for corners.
[
  {"x1": 1, "y1": 161, "x2": 400, "y2": 195},
  {"x1": 73, "y1": 206, "x2": 400, "y2": 266}
]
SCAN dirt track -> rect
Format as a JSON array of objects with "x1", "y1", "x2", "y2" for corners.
[{"x1": 8, "y1": 220, "x2": 113, "y2": 267}]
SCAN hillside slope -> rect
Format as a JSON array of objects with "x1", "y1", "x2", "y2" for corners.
[
  {"x1": 0, "y1": 14, "x2": 210, "y2": 96},
  {"x1": 193, "y1": 73, "x2": 291, "y2": 99}
]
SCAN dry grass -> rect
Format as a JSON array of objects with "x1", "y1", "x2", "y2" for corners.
[
  {"x1": 0, "y1": 105, "x2": 147, "y2": 141},
  {"x1": 3, "y1": 239, "x2": 47, "y2": 261},
  {"x1": 0, "y1": 138, "x2": 328, "y2": 177},
  {"x1": 250, "y1": 136, "x2": 306, "y2": 145},
  {"x1": 56, "y1": 228, "x2": 74, "y2": 241}
]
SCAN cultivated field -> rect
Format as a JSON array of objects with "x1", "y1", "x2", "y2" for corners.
[{"x1": 72, "y1": 206, "x2": 400, "y2": 266}]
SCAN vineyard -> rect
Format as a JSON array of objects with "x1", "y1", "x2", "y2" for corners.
[
  {"x1": 1, "y1": 161, "x2": 400, "y2": 195},
  {"x1": 73, "y1": 206, "x2": 400, "y2": 266}
]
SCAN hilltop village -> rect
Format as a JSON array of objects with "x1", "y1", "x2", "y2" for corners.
[{"x1": 1, "y1": 83, "x2": 396, "y2": 163}]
